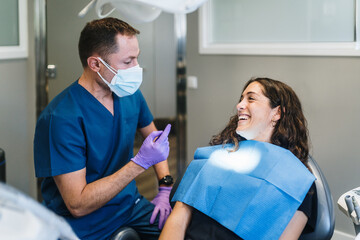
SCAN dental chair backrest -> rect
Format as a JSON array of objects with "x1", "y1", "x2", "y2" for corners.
[
  {"x1": 0, "y1": 148, "x2": 5, "y2": 182},
  {"x1": 299, "y1": 156, "x2": 335, "y2": 240}
]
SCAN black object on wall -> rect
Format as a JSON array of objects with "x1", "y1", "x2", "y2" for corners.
[{"x1": 0, "y1": 148, "x2": 5, "y2": 182}]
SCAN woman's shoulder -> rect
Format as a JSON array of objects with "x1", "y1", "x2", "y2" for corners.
[{"x1": 298, "y1": 182, "x2": 318, "y2": 233}]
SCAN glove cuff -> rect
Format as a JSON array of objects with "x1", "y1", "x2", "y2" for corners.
[
  {"x1": 131, "y1": 156, "x2": 149, "y2": 170},
  {"x1": 159, "y1": 186, "x2": 172, "y2": 192}
]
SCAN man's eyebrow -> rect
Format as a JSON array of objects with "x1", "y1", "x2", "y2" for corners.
[{"x1": 126, "y1": 50, "x2": 141, "y2": 59}]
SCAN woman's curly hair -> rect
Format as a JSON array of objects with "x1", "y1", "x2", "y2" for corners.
[{"x1": 210, "y1": 77, "x2": 309, "y2": 166}]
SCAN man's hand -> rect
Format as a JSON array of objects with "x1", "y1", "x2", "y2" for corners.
[
  {"x1": 131, "y1": 124, "x2": 171, "y2": 169},
  {"x1": 150, "y1": 186, "x2": 172, "y2": 229}
]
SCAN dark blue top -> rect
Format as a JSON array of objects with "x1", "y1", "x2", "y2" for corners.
[{"x1": 33, "y1": 81, "x2": 153, "y2": 239}]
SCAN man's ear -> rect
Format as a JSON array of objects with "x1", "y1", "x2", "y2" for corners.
[{"x1": 87, "y1": 56, "x2": 101, "y2": 72}]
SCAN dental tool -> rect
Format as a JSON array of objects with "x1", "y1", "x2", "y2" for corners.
[
  {"x1": 353, "y1": 196, "x2": 360, "y2": 221},
  {"x1": 345, "y1": 195, "x2": 355, "y2": 216},
  {"x1": 338, "y1": 187, "x2": 360, "y2": 235}
]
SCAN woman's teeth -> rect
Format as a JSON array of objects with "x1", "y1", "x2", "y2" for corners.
[{"x1": 238, "y1": 115, "x2": 249, "y2": 120}]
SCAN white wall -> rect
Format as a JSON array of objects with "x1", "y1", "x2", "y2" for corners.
[
  {"x1": 0, "y1": 0, "x2": 36, "y2": 198},
  {"x1": 186, "y1": 10, "x2": 360, "y2": 237}
]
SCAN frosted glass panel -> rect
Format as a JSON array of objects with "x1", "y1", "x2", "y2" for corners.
[
  {"x1": 0, "y1": 0, "x2": 19, "y2": 46},
  {"x1": 211, "y1": 0, "x2": 354, "y2": 43}
]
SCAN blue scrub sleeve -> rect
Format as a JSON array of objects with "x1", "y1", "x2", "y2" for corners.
[{"x1": 37, "y1": 114, "x2": 86, "y2": 177}]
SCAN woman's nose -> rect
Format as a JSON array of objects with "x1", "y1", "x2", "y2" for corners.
[{"x1": 237, "y1": 100, "x2": 246, "y2": 111}]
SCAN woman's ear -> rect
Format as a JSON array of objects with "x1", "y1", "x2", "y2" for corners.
[
  {"x1": 272, "y1": 106, "x2": 281, "y2": 122},
  {"x1": 87, "y1": 56, "x2": 101, "y2": 72}
]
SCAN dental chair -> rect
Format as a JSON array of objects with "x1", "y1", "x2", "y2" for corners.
[
  {"x1": 0, "y1": 148, "x2": 5, "y2": 182},
  {"x1": 0, "y1": 182, "x2": 79, "y2": 240},
  {"x1": 300, "y1": 156, "x2": 335, "y2": 240},
  {"x1": 110, "y1": 227, "x2": 140, "y2": 240},
  {"x1": 110, "y1": 156, "x2": 335, "y2": 240}
]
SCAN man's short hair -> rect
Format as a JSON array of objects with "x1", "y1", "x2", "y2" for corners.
[{"x1": 78, "y1": 17, "x2": 140, "y2": 67}]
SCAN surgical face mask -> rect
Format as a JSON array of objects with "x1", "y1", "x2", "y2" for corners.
[
  {"x1": 97, "y1": 57, "x2": 143, "y2": 97},
  {"x1": 236, "y1": 129, "x2": 253, "y2": 140}
]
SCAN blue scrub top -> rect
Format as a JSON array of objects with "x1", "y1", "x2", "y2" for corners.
[{"x1": 34, "y1": 80, "x2": 153, "y2": 239}]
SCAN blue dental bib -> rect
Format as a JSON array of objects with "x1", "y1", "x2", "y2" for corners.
[{"x1": 172, "y1": 140, "x2": 315, "y2": 240}]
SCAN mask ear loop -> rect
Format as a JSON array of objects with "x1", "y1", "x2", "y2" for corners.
[
  {"x1": 97, "y1": 57, "x2": 117, "y2": 75},
  {"x1": 97, "y1": 71, "x2": 111, "y2": 86}
]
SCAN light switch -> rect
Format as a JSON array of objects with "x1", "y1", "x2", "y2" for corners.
[{"x1": 187, "y1": 76, "x2": 198, "y2": 89}]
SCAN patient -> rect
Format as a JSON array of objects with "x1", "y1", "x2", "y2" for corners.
[{"x1": 159, "y1": 78, "x2": 316, "y2": 240}]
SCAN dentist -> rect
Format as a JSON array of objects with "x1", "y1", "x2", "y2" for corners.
[{"x1": 34, "y1": 18, "x2": 173, "y2": 240}]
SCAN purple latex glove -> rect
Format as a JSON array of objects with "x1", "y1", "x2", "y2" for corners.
[
  {"x1": 150, "y1": 186, "x2": 172, "y2": 229},
  {"x1": 131, "y1": 124, "x2": 171, "y2": 170}
]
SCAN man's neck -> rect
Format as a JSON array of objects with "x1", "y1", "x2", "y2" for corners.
[{"x1": 78, "y1": 71, "x2": 114, "y2": 115}]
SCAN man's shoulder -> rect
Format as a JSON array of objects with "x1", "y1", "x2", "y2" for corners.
[{"x1": 40, "y1": 81, "x2": 82, "y2": 118}]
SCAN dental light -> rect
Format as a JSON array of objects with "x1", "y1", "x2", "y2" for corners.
[
  {"x1": 0, "y1": 182, "x2": 79, "y2": 240},
  {"x1": 78, "y1": 0, "x2": 208, "y2": 21}
]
